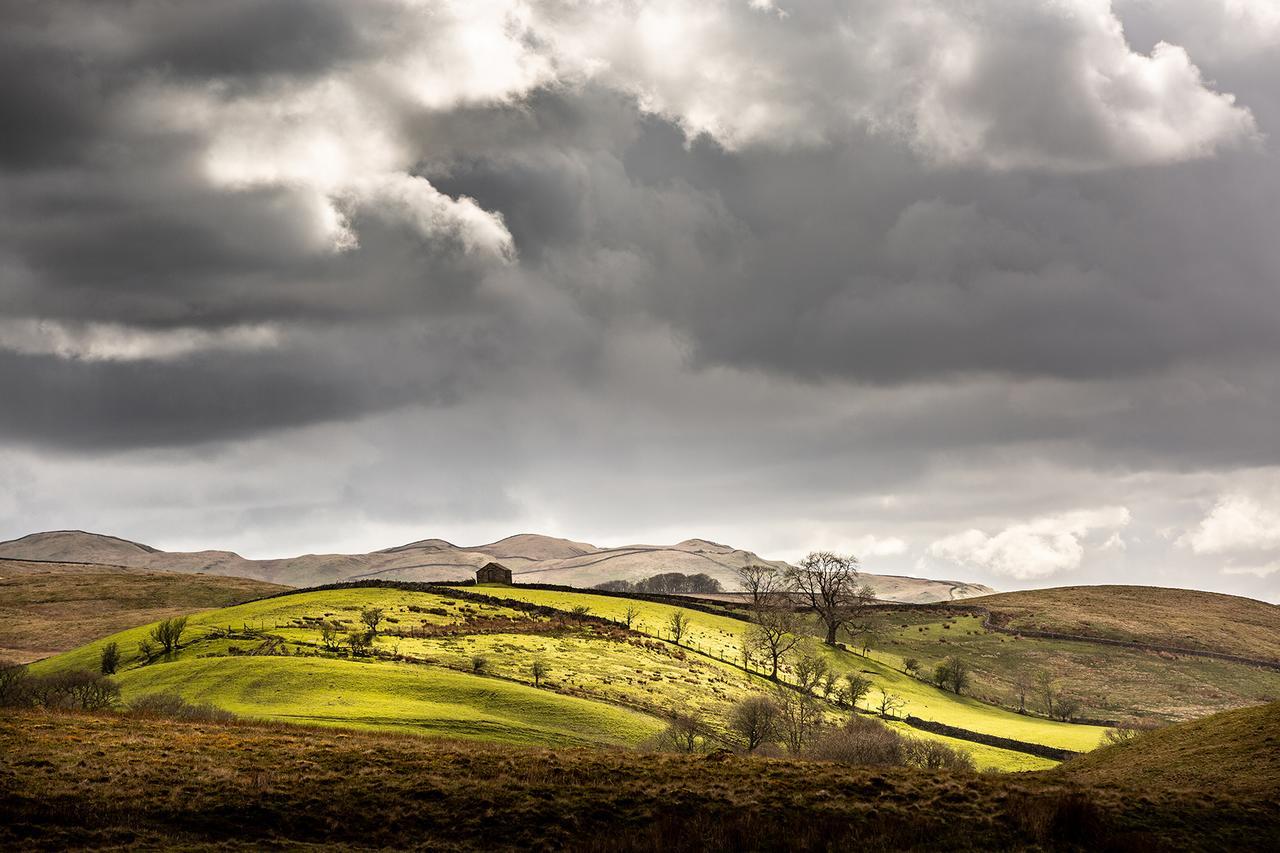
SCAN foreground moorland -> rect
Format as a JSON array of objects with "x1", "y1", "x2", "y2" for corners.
[
  {"x1": 1, "y1": 704, "x2": 1277, "y2": 852},
  {"x1": 0, "y1": 558, "x2": 290, "y2": 663}
]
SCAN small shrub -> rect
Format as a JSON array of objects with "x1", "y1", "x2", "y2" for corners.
[
  {"x1": 129, "y1": 692, "x2": 236, "y2": 722},
  {"x1": 471, "y1": 655, "x2": 488, "y2": 673},
  {"x1": 99, "y1": 642, "x2": 121, "y2": 675}
]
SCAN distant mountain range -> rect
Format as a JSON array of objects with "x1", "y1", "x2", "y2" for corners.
[{"x1": 0, "y1": 530, "x2": 994, "y2": 603}]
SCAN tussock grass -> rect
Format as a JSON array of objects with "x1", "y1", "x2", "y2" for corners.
[{"x1": 2, "y1": 708, "x2": 1276, "y2": 851}]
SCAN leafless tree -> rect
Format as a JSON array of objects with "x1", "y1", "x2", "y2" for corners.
[
  {"x1": 729, "y1": 695, "x2": 781, "y2": 751},
  {"x1": 655, "y1": 713, "x2": 703, "y2": 753},
  {"x1": 623, "y1": 604, "x2": 638, "y2": 630},
  {"x1": 668, "y1": 610, "x2": 689, "y2": 646},
  {"x1": 774, "y1": 681, "x2": 825, "y2": 754},
  {"x1": 877, "y1": 691, "x2": 905, "y2": 719},
  {"x1": 736, "y1": 563, "x2": 788, "y2": 609},
  {"x1": 747, "y1": 606, "x2": 801, "y2": 680},
  {"x1": 319, "y1": 621, "x2": 342, "y2": 652},
  {"x1": 1036, "y1": 671, "x2": 1058, "y2": 718},
  {"x1": 786, "y1": 552, "x2": 875, "y2": 645},
  {"x1": 1013, "y1": 673, "x2": 1031, "y2": 713}
]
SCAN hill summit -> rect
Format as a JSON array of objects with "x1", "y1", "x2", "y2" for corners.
[{"x1": 0, "y1": 530, "x2": 992, "y2": 602}]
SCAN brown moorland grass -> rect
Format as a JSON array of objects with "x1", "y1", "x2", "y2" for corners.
[
  {"x1": 1061, "y1": 701, "x2": 1280, "y2": 797},
  {"x1": 2, "y1": 707, "x2": 1277, "y2": 852},
  {"x1": 970, "y1": 585, "x2": 1280, "y2": 661},
  {"x1": 0, "y1": 560, "x2": 289, "y2": 663}
]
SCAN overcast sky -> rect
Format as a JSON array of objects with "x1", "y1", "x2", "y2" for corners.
[{"x1": 2, "y1": 0, "x2": 1279, "y2": 601}]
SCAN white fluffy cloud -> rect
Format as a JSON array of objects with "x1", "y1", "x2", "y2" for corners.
[
  {"x1": 530, "y1": 0, "x2": 1256, "y2": 170},
  {"x1": 1182, "y1": 493, "x2": 1280, "y2": 555},
  {"x1": 927, "y1": 506, "x2": 1132, "y2": 579}
]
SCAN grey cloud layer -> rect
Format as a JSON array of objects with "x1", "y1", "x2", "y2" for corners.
[{"x1": 1, "y1": 1, "x2": 1277, "y2": 598}]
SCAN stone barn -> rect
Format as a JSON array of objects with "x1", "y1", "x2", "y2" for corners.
[{"x1": 475, "y1": 561, "x2": 513, "y2": 585}]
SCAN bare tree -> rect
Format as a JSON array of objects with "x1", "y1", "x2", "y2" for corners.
[
  {"x1": 736, "y1": 564, "x2": 787, "y2": 608},
  {"x1": 655, "y1": 714, "x2": 703, "y2": 753},
  {"x1": 1013, "y1": 673, "x2": 1031, "y2": 713},
  {"x1": 360, "y1": 607, "x2": 385, "y2": 635},
  {"x1": 623, "y1": 604, "x2": 638, "y2": 630},
  {"x1": 319, "y1": 621, "x2": 342, "y2": 652},
  {"x1": 786, "y1": 552, "x2": 875, "y2": 645},
  {"x1": 531, "y1": 658, "x2": 547, "y2": 687},
  {"x1": 774, "y1": 682, "x2": 825, "y2": 754},
  {"x1": 668, "y1": 610, "x2": 689, "y2": 646},
  {"x1": 729, "y1": 695, "x2": 780, "y2": 752},
  {"x1": 1036, "y1": 671, "x2": 1058, "y2": 719},
  {"x1": 877, "y1": 691, "x2": 905, "y2": 719},
  {"x1": 747, "y1": 606, "x2": 801, "y2": 680},
  {"x1": 792, "y1": 651, "x2": 830, "y2": 695}
]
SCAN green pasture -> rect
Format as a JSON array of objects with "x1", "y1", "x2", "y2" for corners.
[
  {"x1": 115, "y1": 656, "x2": 664, "y2": 747},
  {"x1": 463, "y1": 585, "x2": 1107, "y2": 752}
]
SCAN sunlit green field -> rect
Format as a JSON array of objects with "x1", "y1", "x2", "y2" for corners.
[
  {"x1": 461, "y1": 585, "x2": 1108, "y2": 752},
  {"x1": 115, "y1": 656, "x2": 663, "y2": 746},
  {"x1": 32, "y1": 583, "x2": 1102, "y2": 768}
]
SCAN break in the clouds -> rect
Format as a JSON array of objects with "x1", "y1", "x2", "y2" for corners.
[{"x1": 1, "y1": 0, "x2": 1278, "y2": 601}]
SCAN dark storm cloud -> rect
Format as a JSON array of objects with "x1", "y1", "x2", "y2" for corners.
[{"x1": 1, "y1": 0, "x2": 1279, "y2": 598}]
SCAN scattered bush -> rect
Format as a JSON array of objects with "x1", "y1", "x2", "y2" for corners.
[
  {"x1": 360, "y1": 607, "x2": 385, "y2": 635},
  {"x1": 1, "y1": 667, "x2": 121, "y2": 711},
  {"x1": 594, "y1": 573, "x2": 724, "y2": 594},
  {"x1": 806, "y1": 715, "x2": 904, "y2": 766},
  {"x1": 149, "y1": 617, "x2": 188, "y2": 656},
  {"x1": 729, "y1": 695, "x2": 780, "y2": 752},
  {"x1": 99, "y1": 642, "x2": 121, "y2": 675},
  {"x1": 129, "y1": 692, "x2": 236, "y2": 722},
  {"x1": 1102, "y1": 719, "x2": 1163, "y2": 745},
  {"x1": 650, "y1": 713, "x2": 705, "y2": 753},
  {"x1": 903, "y1": 738, "x2": 976, "y2": 771},
  {"x1": 903, "y1": 657, "x2": 921, "y2": 677},
  {"x1": 934, "y1": 656, "x2": 970, "y2": 695},
  {"x1": 471, "y1": 654, "x2": 489, "y2": 673}
]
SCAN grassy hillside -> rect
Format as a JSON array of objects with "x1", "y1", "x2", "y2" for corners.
[
  {"x1": 3, "y1": 708, "x2": 1276, "y2": 851},
  {"x1": 1062, "y1": 701, "x2": 1280, "y2": 797},
  {"x1": 458, "y1": 585, "x2": 1109, "y2": 753},
  {"x1": 859, "y1": 609, "x2": 1280, "y2": 723},
  {"x1": 31, "y1": 584, "x2": 1054, "y2": 769},
  {"x1": 0, "y1": 559, "x2": 289, "y2": 663},
  {"x1": 972, "y1": 585, "x2": 1280, "y2": 660}
]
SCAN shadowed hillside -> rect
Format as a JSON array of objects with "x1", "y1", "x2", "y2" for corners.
[
  {"x1": 0, "y1": 559, "x2": 289, "y2": 663},
  {"x1": 1, "y1": 705, "x2": 1276, "y2": 851}
]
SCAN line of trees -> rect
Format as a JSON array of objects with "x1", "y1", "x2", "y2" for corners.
[{"x1": 595, "y1": 572, "x2": 724, "y2": 594}]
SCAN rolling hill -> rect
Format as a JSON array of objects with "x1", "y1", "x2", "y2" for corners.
[
  {"x1": 0, "y1": 558, "x2": 289, "y2": 663},
  {"x1": 859, "y1": 591, "x2": 1280, "y2": 723},
  {"x1": 971, "y1": 585, "x2": 1280, "y2": 662},
  {"x1": 0, "y1": 530, "x2": 993, "y2": 602},
  {"x1": 28, "y1": 581, "x2": 1097, "y2": 770}
]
